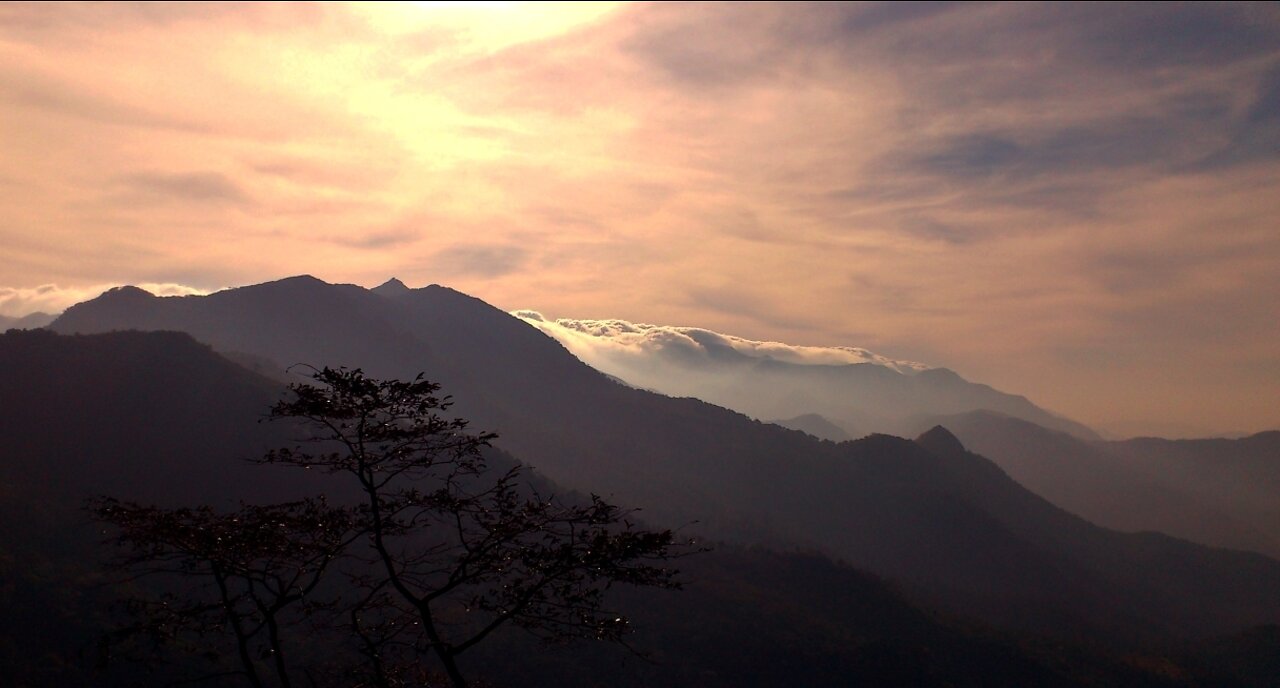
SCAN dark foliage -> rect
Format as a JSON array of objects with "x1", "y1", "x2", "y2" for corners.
[
  {"x1": 91, "y1": 366, "x2": 686, "y2": 688},
  {"x1": 91, "y1": 499, "x2": 353, "y2": 688}
]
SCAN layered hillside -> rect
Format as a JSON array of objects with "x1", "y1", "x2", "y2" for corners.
[
  {"x1": 911, "y1": 410, "x2": 1280, "y2": 558},
  {"x1": 51, "y1": 277, "x2": 1280, "y2": 641},
  {"x1": 3, "y1": 328, "x2": 1212, "y2": 687}
]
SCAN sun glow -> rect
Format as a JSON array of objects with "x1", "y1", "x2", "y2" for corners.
[{"x1": 353, "y1": 1, "x2": 623, "y2": 51}]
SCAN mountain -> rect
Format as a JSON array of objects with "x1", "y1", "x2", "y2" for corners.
[
  {"x1": 0, "y1": 327, "x2": 299, "y2": 506},
  {"x1": 474, "y1": 546, "x2": 1211, "y2": 688},
  {"x1": 513, "y1": 312, "x2": 1098, "y2": 440},
  {"x1": 771, "y1": 413, "x2": 853, "y2": 442},
  {"x1": 51, "y1": 276, "x2": 1280, "y2": 641},
  {"x1": 1107, "y1": 432, "x2": 1280, "y2": 525},
  {"x1": 2, "y1": 328, "x2": 1223, "y2": 687},
  {"x1": 911, "y1": 411, "x2": 1280, "y2": 558},
  {"x1": 370, "y1": 276, "x2": 412, "y2": 298},
  {"x1": 0, "y1": 311, "x2": 55, "y2": 330},
  {"x1": 0, "y1": 327, "x2": 344, "y2": 684}
]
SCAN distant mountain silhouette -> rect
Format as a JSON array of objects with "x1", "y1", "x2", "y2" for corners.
[
  {"x1": 371, "y1": 276, "x2": 412, "y2": 297},
  {"x1": 3, "y1": 328, "x2": 1219, "y2": 687},
  {"x1": 50, "y1": 276, "x2": 1280, "y2": 641},
  {"x1": 909, "y1": 411, "x2": 1280, "y2": 558},
  {"x1": 915, "y1": 425, "x2": 969, "y2": 456},
  {"x1": 0, "y1": 311, "x2": 55, "y2": 330},
  {"x1": 771, "y1": 413, "x2": 853, "y2": 442}
]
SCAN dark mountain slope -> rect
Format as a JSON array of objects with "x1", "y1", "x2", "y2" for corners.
[
  {"x1": 50, "y1": 277, "x2": 1280, "y2": 641},
  {"x1": 771, "y1": 413, "x2": 853, "y2": 442},
  {"x1": 0, "y1": 328, "x2": 335, "y2": 685},
  {"x1": 1, "y1": 329, "x2": 1205, "y2": 687},
  {"x1": 0, "y1": 328, "x2": 299, "y2": 505},
  {"x1": 913, "y1": 411, "x2": 1280, "y2": 557},
  {"x1": 470, "y1": 546, "x2": 1194, "y2": 688},
  {"x1": 903, "y1": 427, "x2": 1280, "y2": 638},
  {"x1": 1108, "y1": 432, "x2": 1280, "y2": 519}
]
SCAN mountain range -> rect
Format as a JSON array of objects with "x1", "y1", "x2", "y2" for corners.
[
  {"x1": 4, "y1": 326, "x2": 1242, "y2": 687},
  {"x1": 910, "y1": 410, "x2": 1280, "y2": 558},
  {"x1": 0, "y1": 311, "x2": 55, "y2": 330},
  {"x1": 44, "y1": 275, "x2": 1280, "y2": 644},
  {"x1": 509, "y1": 308, "x2": 1279, "y2": 560}
]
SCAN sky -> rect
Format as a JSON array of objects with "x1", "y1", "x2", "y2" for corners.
[{"x1": 1, "y1": 2, "x2": 1278, "y2": 438}]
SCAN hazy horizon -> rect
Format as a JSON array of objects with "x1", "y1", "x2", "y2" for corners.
[
  {"x1": 3, "y1": 273, "x2": 1270, "y2": 440},
  {"x1": 2, "y1": 3, "x2": 1278, "y2": 438}
]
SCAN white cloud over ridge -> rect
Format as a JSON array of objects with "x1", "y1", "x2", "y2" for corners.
[
  {"x1": 512, "y1": 310, "x2": 930, "y2": 374},
  {"x1": 0, "y1": 282, "x2": 213, "y2": 317},
  {"x1": 510, "y1": 309, "x2": 1109, "y2": 441}
]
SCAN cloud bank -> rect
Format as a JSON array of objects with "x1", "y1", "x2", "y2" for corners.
[
  {"x1": 0, "y1": 282, "x2": 213, "y2": 317},
  {"x1": 511, "y1": 309, "x2": 1097, "y2": 439},
  {"x1": 513, "y1": 310, "x2": 929, "y2": 374}
]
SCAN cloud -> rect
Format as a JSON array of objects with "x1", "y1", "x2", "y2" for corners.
[
  {"x1": 1190, "y1": 64, "x2": 1280, "y2": 170},
  {"x1": 325, "y1": 228, "x2": 421, "y2": 250},
  {"x1": 433, "y1": 245, "x2": 529, "y2": 278},
  {"x1": 1059, "y1": 2, "x2": 1279, "y2": 70},
  {"x1": 513, "y1": 311, "x2": 929, "y2": 373},
  {"x1": 115, "y1": 172, "x2": 251, "y2": 205},
  {"x1": 0, "y1": 2, "x2": 335, "y2": 42},
  {"x1": 0, "y1": 62, "x2": 212, "y2": 133},
  {"x1": 1, "y1": 3, "x2": 1279, "y2": 436},
  {"x1": 0, "y1": 282, "x2": 214, "y2": 317}
]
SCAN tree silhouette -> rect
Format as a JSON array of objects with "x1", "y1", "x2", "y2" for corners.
[
  {"x1": 94, "y1": 367, "x2": 687, "y2": 688},
  {"x1": 92, "y1": 498, "x2": 354, "y2": 687}
]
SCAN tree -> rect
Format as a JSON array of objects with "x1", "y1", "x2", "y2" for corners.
[
  {"x1": 92, "y1": 498, "x2": 354, "y2": 688},
  {"x1": 94, "y1": 367, "x2": 688, "y2": 688}
]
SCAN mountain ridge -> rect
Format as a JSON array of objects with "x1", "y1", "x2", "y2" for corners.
[
  {"x1": 8, "y1": 328, "x2": 1259, "y2": 686},
  {"x1": 909, "y1": 410, "x2": 1280, "y2": 558},
  {"x1": 49, "y1": 275, "x2": 1280, "y2": 641}
]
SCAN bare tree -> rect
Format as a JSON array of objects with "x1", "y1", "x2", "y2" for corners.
[
  {"x1": 263, "y1": 367, "x2": 684, "y2": 687},
  {"x1": 95, "y1": 367, "x2": 688, "y2": 688}
]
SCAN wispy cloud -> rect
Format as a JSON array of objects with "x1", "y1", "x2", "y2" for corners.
[
  {"x1": 433, "y1": 244, "x2": 530, "y2": 278},
  {"x1": 114, "y1": 172, "x2": 252, "y2": 205}
]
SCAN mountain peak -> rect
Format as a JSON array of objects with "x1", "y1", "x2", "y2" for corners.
[
  {"x1": 772, "y1": 413, "x2": 853, "y2": 442},
  {"x1": 915, "y1": 425, "x2": 967, "y2": 456},
  {"x1": 98, "y1": 285, "x2": 156, "y2": 300},
  {"x1": 85, "y1": 285, "x2": 156, "y2": 304},
  {"x1": 273, "y1": 274, "x2": 326, "y2": 287},
  {"x1": 372, "y1": 277, "x2": 411, "y2": 298}
]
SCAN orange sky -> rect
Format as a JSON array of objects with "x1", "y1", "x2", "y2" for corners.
[{"x1": 1, "y1": 2, "x2": 1278, "y2": 437}]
